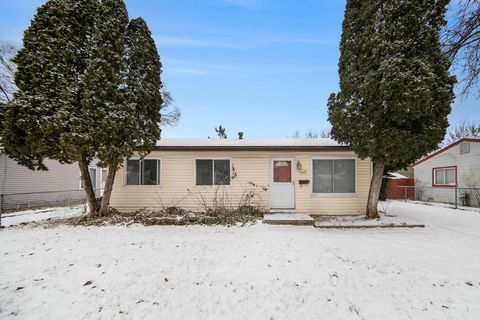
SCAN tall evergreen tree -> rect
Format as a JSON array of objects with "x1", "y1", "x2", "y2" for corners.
[
  {"x1": 2, "y1": 0, "x2": 99, "y2": 211},
  {"x1": 2, "y1": 0, "x2": 163, "y2": 216},
  {"x1": 81, "y1": 0, "x2": 129, "y2": 215},
  {"x1": 82, "y1": 5, "x2": 162, "y2": 215},
  {"x1": 328, "y1": 0, "x2": 456, "y2": 218}
]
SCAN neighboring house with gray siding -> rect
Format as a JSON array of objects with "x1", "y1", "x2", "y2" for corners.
[
  {"x1": 413, "y1": 138, "x2": 480, "y2": 206},
  {"x1": 0, "y1": 151, "x2": 105, "y2": 210}
]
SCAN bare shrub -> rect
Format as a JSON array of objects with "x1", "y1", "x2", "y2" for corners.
[{"x1": 414, "y1": 179, "x2": 426, "y2": 201}]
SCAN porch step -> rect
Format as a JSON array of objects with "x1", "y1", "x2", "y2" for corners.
[{"x1": 263, "y1": 213, "x2": 314, "y2": 226}]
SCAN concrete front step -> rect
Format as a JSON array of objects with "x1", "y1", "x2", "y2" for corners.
[{"x1": 263, "y1": 213, "x2": 315, "y2": 226}]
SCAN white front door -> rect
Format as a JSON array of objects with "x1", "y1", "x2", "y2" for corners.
[{"x1": 270, "y1": 158, "x2": 295, "y2": 209}]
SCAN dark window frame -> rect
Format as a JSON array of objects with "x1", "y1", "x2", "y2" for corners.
[
  {"x1": 125, "y1": 159, "x2": 161, "y2": 186},
  {"x1": 195, "y1": 158, "x2": 231, "y2": 186},
  {"x1": 432, "y1": 166, "x2": 457, "y2": 187}
]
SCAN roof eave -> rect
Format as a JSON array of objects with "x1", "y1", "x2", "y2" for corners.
[
  {"x1": 153, "y1": 145, "x2": 352, "y2": 152},
  {"x1": 413, "y1": 137, "x2": 480, "y2": 167}
]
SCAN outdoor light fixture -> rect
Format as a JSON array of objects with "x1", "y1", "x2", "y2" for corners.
[{"x1": 296, "y1": 160, "x2": 302, "y2": 171}]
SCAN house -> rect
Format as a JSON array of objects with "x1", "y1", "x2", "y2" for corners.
[
  {"x1": 413, "y1": 138, "x2": 480, "y2": 206},
  {"x1": 0, "y1": 151, "x2": 105, "y2": 210},
  {"x1": 109, "y1": 138, "x2": 372, "y2": 215}
]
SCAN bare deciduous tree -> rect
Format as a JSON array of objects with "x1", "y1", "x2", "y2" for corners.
[
  {"x1": 445, "y1": 120, "x2": 480, "y2": 144},
  {"x1": 0, "y1": 42, "x2": 17, "y2": 104},
  {"x1": 160, "y1": 90, "x2": 181, "y2": 126},
  {"x1": 292, "y1": 129, "x2": 331, "y2": 139},
  {"x1": 443, "y1": 0, "x2": 480, "y2": 97}
]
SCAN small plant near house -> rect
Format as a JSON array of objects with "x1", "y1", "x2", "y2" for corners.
[
  {"x1": 414, "y1": 179, "x2": 427, "y2": 201},
  {"x1": 466, "y1": 182, "x2": 480, "y2": 207},
  {"x1": 68, "y1": 204, "x2": 265, "y2": 227}
]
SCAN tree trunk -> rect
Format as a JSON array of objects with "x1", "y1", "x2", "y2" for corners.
[
  {"x1": 78, "y1": 156, "x2": 97, "y2": 215},
  {"x1": 366, "y1": 160, "x2": 385, "y2": 219},
  {"x1": 98, "y1": 165, "x2": 117, "y2": 216}
]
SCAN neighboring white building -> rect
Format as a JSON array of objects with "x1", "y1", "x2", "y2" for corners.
[
  {"x1": 0, "y1": 151, "x2": 105, "y2": 210},
  {"x1": 413, "y1": 138, "x2": 480, "y2": 206}
]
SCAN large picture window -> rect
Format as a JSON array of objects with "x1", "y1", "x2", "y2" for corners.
[
  {"x1": 312, "y1": 159, "x2": 355, "y2": 194},
  {"x1": 433, "y1": 167, "x2": 456, "y2": 186},
  {"x1": 126, "y1": 159, "x2": 161, "y2": 185},
  {"x1": 196, "y1": 159, "x2": 231, "y2": 186}
]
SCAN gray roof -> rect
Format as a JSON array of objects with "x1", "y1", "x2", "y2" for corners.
[{"x1": 154, "y1": 138, "x2": 350, "y2": 151}]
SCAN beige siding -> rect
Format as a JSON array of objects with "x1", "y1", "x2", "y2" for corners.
[{"x1": 110, "y1": 151, "x2": 371, "y2": 215}]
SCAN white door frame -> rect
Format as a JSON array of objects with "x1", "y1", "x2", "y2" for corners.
[{"x1": 270, "y1": 157, "x2": 295, "y2": 210}]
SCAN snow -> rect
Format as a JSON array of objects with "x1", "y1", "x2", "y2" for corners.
[
  {"x1": 386, "y1": 171, "x2": 409, "y2": 179},
  {"x1": 1, "y1": 205, "x2": 85, "y2": 227},
  {"x1": 314, "y1": 213, "x2": 414, "y2": 227},
  {"x1": 1, "y1": 201, "x2": 480, "y2": 319},
  {"x1": 264, "y1": 213, "x2": 314, "y2": 221},
  {"x1": 403, "y1": 199, "x2": 480, "y2": 213},
  {"x1": 155, "y1": 138, "x2": 342, "y2": 147}
]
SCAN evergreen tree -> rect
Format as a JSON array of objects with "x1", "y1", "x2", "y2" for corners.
[
  {"x1": 91, "y1": 15, "x2": 163, "y2": 215},
  {"x1": 2, "y1": 0, "x2": 99, "y2": 211},
  {"x1": 215, "y1": 125, "x2": 227, "y2": 139},
  {"x1": 81, "y1": 0, "x2": 129, "y2": 215},
  {"x1": 328, "y1": 0, "x2": 456, "y2": 218}
]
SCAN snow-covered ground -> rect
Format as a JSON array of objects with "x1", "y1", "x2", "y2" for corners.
[
  {"x1": 1, "y1": 204, "x2": 85, "y2": 227},
  {"x1": 1, "y1": 201, "x2": 479, "y2": 319}
]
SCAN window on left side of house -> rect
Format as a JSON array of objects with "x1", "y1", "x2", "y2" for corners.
[
  {"x1": 126, "y1": 159, "x2": 161, "y2": 185},
  {"x1": 80, "y1": 168, "x2": 97, "y2": 189}
]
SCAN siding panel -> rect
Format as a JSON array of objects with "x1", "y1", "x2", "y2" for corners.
[
  {"x1": 414, "y1": 141, "x2": 480, "y2": 203},
  {"x1": 110, "y1": 151, "x2": 371, "y2": 215}
]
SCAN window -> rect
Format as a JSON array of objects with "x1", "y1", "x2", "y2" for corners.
[
  {"x1": 433, "y1": 167, "x2": 456, "y2": 186},
  {"x1": 273, "y1": 160, "x2": 292, "y2": 182},
  {"x1": 195, "y1": 159, "x2": 231, "y2": 186},
  {"x1": 312, "y1": 159, "x2": 355, "y2": 194},
  {"x1": 101, "y1": 169, "x2": 108, "y2": 185},
  {"x1": 80, "y1": 168, "x2": 97, "y2": 189},
  {"x1": 460, "y1": 142, "x2": 470, "y2": 154},
  {"x1": 126, "y1": 159, "x2": 161, "y2": 185}
]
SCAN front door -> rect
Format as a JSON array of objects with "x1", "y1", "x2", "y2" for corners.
[{"x1": 270, "y1": 158, "x2": 295, "y2": 209}]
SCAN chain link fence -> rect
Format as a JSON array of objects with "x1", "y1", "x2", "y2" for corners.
[
  {"x1": 396, "y1": 186, "x2": 480, "y2": 209},
  {"x1": 0, "y1": 189, "x2": 102, "y2": 227}
]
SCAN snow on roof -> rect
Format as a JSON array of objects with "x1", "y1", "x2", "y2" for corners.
[
  {"x1": 386, "y1": 172, "x2": 409, "y2": 180},
  {"x1": 155, "y1": 138, "x2": 342, "y2": 147}
]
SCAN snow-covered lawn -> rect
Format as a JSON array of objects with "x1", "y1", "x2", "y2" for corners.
[
  {"x1": 1, "y1": 201, "x2": 479, "y2": 320},
  {"x1": 1, "y1": 204, "x2": 85, "y2": 227}
]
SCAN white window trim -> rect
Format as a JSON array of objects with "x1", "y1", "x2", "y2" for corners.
[
  {"x1": 194, "y1": 157, "x2": 233, "y2": 187},
  {"x1": 124, "y1": 157, "x2": 162, "y2": 187},
  {"x1": 101, "y1": 168, "x2": 108, "y2": 185},
  {"x1": 79, "y1": 167, "x2": 98, "y2": 190},
  {"x1": 310, "y1": 157, "x2": 357, "y2": 196}
]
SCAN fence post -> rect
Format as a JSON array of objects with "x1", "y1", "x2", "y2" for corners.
[
  {"x1": 404, "y1": 186, "x2": 407, "y2": 202},
  {"x1": 0, "y1": 194, "x2": 3, "y2": 227},
  {"x1": 455, "y1": 187, "x2": 458, "y2": 209}
]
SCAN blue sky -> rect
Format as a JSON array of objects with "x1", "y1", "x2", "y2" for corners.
[{"x1": 0, "y1": 0, "x2": 478, "y2": 139}]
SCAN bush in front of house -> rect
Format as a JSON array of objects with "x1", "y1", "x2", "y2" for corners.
[{"x1": 70, "y1": 205, "x2": 267, "y2": 227}]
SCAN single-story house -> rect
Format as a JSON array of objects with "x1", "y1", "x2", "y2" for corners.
[
  {"x1": 413, "y1": 138, "x2": 480, "y2": 206},
  {"x1": 110, "y1": 138, "x2": 372, "y2": 215},
  {"x1": 0, "y1": 151, "x2": 105, "y2": 210}
]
